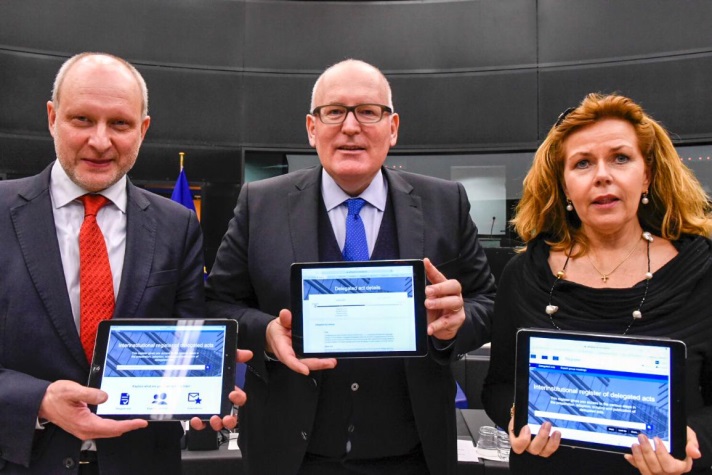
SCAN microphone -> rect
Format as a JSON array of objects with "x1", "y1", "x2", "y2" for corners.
[{"x1": 490, "y1": 216, "x2": 496, "y2": 236}]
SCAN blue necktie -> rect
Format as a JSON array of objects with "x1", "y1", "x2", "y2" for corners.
[{"x1": 342, "y1": 198, "x2": 369, "y2": 261}]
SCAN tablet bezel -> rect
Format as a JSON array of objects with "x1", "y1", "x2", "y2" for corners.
[
  {"x1": 87, "y1": 318, "x2": 237, "y2": 421},
  {"x1": 291, "y1": 259, "x2": 428, "y2": 358},
  {"x1": 514, "y1": 328, "x2": 687, "y2": 459}
]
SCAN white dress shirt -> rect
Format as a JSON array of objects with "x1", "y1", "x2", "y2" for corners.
[{"x1": 49, "y1": 160, "x2": 127, "y2": 332}]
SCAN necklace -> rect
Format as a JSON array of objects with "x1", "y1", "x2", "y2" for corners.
[
  {"x1": 545, "y1": 231, "x2": 654, "y2": 335},
  {"x1": 587, "y1": 239, "x2": 640, "y2": 283}
]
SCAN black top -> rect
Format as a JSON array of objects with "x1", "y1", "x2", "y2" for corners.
[{"x1": 482, "y1": 234, "x2": 712, "y2": 474}]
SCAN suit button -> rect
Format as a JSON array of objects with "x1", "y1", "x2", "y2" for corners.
[
  {"x1": 301, "y1": 431, "x2": 308, "y2": 440},
  {"x1": 348, "y1": 424, "x2": 355, "y2": 433},
  {"x1": 311, "y1": 378, "x2": 318, "y2": 388},
  {"x1": 351, "y1": 382, "x2": 359, "y2": 392},
  {"x1": 63, "y1": 457, "x2": 75, "y2": 469}
]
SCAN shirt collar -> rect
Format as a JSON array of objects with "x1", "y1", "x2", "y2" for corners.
[
  {"x1": 321, "y1": 168, "x2": 388, "y2": 212},
  {"x1": 50, "y1": 160, "x2": 128, "y2": 213}
]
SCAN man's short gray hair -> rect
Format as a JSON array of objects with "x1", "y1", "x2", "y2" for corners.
[{"x1": 51, "y1": 52, "x2": 149, "y2": 118}]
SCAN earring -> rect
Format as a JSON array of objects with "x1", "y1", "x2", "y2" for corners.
[
  {"x1": 641, "y1": 192, "x2": 649, "y2": 205},
  {"x1": 566, "y1": 199, "x2": 573, "y2": 212}
]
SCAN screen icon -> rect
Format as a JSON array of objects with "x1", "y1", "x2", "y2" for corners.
[{"x1": 152, "y1": 393, "x2": 168, "y2": 405}]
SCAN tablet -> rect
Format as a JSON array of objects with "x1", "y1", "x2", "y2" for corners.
[
  {"x1": 291, "y1": 259, "x2": 427, "y2": 358},
  {"x1": 514, "y1": 328, "x2": 687, "y2": 459},
  {"x1": 88, "y1": 319, "x2": 237, "y2": 421}
]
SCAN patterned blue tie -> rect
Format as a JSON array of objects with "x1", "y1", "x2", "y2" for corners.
[{"x1": 342, "y1": 198, "x2": 369, "y2": 261}]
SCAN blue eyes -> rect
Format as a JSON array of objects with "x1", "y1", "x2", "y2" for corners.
[{"x1": 573, "y1": 154, "x2": 630, "y2": 169}]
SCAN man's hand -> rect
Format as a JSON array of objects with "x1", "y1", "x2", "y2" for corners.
[
  {"x1": 190, "y1": 349, "x2": 253, "y2": 432},
  {"x1": 265, "y1": 309, "x2": 337, "y2": 376},
  {"x1": 423, "y1": 257, "x2": 465, "y2": 341},
  {"x1": 38, "y1": 380, "x2": 147, "y2": 441}
]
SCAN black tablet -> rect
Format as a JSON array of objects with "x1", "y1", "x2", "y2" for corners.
[
  {"x1": 87, "y1": 319, "x2": 237, "y2": 421},
  {"x1": 514, "y1": 328, "x2": 687, "y2": 459},
  {"x1": 291, "y1": 259, "x2": 428, "y2": 358}
]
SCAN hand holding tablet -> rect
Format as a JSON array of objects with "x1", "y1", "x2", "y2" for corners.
[
  {"x1": 87, "y1": 319, "x2": 238, "y2": 421},
  {"x1": 422, "y1": 257, "x2": 466, "y2": 341},
  {"x1": 513, "y1": 329, "x2": 687, "y2": 460}
]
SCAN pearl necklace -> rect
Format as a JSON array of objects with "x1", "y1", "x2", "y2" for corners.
[{"x1": 545, "y1": 231, "x2": 654, "y2": 335}]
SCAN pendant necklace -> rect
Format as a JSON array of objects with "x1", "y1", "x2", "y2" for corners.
[
  {"x1": 545, "y1": 231, "x2": 654, "y2": 335},
  {"x1": 588, "y1": 239, "x2": 640, "y2": 283}
]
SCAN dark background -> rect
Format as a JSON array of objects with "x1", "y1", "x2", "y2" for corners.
[{"x1": 2, "y1": 0, "x2": 711, "y2": 267}]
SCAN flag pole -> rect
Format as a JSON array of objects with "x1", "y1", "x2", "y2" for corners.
[{"x1": 179, "y1": 151, "x2": 185, "y2": 171}]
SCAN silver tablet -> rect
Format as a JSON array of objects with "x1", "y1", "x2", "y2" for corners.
[
  {"x1": 290, "y1": 260, "x2": 428, "y2": 358},
  {"x1": 514, "y1": 328, "x2": 687, "y2": 459},
  {"x1": 88, "y1": 319, "x2": 237, "y2": 421}
]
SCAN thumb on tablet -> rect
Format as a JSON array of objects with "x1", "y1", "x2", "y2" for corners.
[
  {"x1": 278, "y1": 308, "x2": 293, "y2": 329},
  {"x1": 81, "y1": 386, "x2": 109, "y2": 405}
]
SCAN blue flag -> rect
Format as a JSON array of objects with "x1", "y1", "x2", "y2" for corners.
[{"x1": 170, "y1": 168, "x2": 195, "y2": 212}]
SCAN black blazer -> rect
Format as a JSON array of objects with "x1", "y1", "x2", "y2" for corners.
[
  {"x1": 207, "y1": 166, "x2": 496, "y2": 475},
  {"x1": 0, "y1": 164, "x2": 205, "y2": 474}
]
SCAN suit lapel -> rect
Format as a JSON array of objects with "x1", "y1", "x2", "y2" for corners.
[
  {"x1": 385, "y1": 169, "x2": 424, "y2": 259},
  {"x1": 287, "y1": 167, "x2": 424, "y2": 261},
  {"x1": 11, "y1": 167, "x2": 87, "y2": 367},
  {"x1": 114, "y1": 183, "x2": 156, "y2": 319},
  {"x1": 288, "y1": 167, "x2": 322, "y2": 263},
  {"x1": 385, "y1": 169, "x2": 427, "y2": 379}
]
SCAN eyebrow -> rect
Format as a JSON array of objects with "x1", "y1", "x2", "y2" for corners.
[{"x1": 566, "y1": 143, "x2": 636, "y2": 159}]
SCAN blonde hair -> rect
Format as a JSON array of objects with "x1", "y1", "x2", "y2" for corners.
[{"x1": 514, "y1": 93, "x2": 712, "y2": 253}]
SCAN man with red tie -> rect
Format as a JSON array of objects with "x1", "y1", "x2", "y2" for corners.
[{"x1": 0, "y1": 53, "x2": 247, "y2": 474}]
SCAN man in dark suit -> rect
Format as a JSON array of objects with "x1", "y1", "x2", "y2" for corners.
[
  {"x1": 206, "y1": 59, "x2": 495, "y2": 475},
  {"x1": 0, "y1": 52, "x2": 246, "y2": 474}
]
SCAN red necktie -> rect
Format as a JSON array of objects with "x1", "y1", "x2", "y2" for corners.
[{"x1": 79, "y1": 194, "x2": 115, "y2": 363}]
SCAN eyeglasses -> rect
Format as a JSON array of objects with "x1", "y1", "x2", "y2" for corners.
[{"x1": 311, "y1": 103, "x2": 393, "y2": 125}]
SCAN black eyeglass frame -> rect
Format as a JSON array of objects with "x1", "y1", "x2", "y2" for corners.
[
  {"x1": 310, "y1": 103, "x2": 393, "y2": 125},
  {"x1": 554, "y1": 107, "x2": 576, "y2": 128}
]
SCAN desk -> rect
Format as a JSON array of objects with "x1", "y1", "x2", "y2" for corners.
[
  {"x1": 182, "y1": 409, "x2": 510, "y2": 474},
  {"x1": 182, "y1": 441, "x2": 243, "y2": 475}
]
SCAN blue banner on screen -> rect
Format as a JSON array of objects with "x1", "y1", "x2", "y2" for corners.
[
  {"x1": 303, "y1": 276, "x2": 413, "y2": 299},
  {"x1": 95, "y1": 324, "x2": 226, "y2": 417},
  {"x1": 527, "y1": 336, "x2": 672, "y2": 452},
  {"x1": 301, "y1": 265, "x2": 416, "y2": 353}
]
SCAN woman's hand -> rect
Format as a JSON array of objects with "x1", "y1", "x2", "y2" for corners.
[
  {"x1": 624, "y1": 427, "x2": 701, "y2": 475},
  {"x1": 509, "y1": 417, "x2": 561, "y2": 458}
]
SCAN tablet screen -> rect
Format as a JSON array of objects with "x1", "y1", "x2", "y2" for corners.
[
  {"x1": 514, "y1": 329, "x2": 686, "y2": 458},
  {"x1": 291, "y1": 260, "x2": 427, "y2": 358},
  {"x1": 88, "y1": 319, "x2": 237, "y2": 420}
]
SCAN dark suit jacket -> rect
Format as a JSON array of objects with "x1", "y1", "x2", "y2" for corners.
[
  {"x1": 206, "y1": 166, "x2": 496, "y2": 475},
  {"x1": 0, "y1": 164, "x2": 205, "y2": 474}
]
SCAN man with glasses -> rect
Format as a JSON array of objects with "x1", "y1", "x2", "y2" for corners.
[{"x1": 206, "y1": 59, "x2": 495, "y2": 475}]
